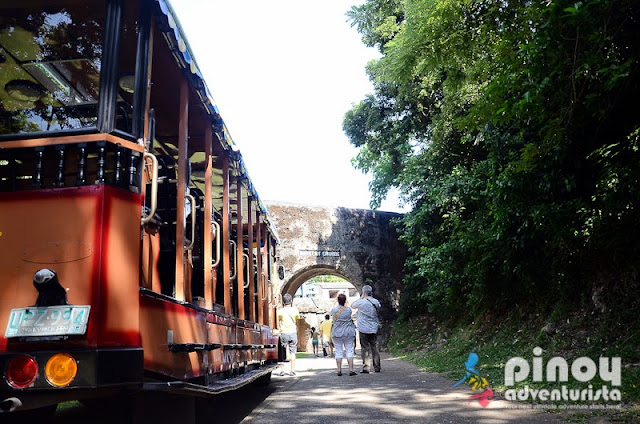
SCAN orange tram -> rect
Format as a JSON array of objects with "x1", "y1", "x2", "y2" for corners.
[{"x1": 0, "y1": 0, "x2": 282, "y2": 417}]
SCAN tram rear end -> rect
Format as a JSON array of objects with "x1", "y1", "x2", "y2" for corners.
[
  {"x1": 0, "y1": 140, "x2": 146, "y2": 412},
  {"x1": 0, "y1": 0, "x2": 148, "y2": 412}
]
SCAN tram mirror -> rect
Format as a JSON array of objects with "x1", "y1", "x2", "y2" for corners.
[{"x1": 278, "y1": 265, "x2": 285, "y2": 280}]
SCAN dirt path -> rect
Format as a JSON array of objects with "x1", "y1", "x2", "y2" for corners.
[{"x1": 242, "y1": 352, "x2": 566, "y2": 424}]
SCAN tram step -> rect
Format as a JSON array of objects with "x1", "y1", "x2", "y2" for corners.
[
  {"x1": 168, "y1": 343, "x2": 222, "y2": 353},
  {"x1": 142, "y1": 364, "x2": 278, "y2": 396}
]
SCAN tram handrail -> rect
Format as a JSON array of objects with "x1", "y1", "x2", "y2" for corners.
[
  {"x1": 229, "y1": 240, "x2": 237, "y2": 280},
  {"x1": 261, "y1": 274, "x2": 267, "y2": 301},
  {"x1": 211, "y1": 221, "x2": 221, "y2": 268},
  {"x1": 242, "y1": 253, "x2": 250, "y2": 289},
  {"x1": 141, "y1": 153, "x2": 158, "y2": 225}
]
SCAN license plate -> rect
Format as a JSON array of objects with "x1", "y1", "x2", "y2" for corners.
[{"x1": 5, "y1": 305, "x2": 91, "y2": 338}]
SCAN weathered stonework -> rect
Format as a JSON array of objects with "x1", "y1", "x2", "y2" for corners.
[{"x1": 265, "y1": 202, "x2": 407, "y2": 346}]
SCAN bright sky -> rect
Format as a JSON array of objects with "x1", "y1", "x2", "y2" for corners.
[{"x1": 170, "y1": 1, "x2": 406, "y2": 213}]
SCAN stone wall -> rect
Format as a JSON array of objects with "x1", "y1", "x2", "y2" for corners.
[{"x1": 265, "y1": 202, "x2": 407, "y2": 346}]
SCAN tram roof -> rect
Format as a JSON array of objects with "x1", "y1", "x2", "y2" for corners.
[{"x1": 156, "y1": 0, "x2": 279, "y2": 242}]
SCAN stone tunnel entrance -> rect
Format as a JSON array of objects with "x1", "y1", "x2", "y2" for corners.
[
  {"x1": 281, "y1": 264, "x2": 354, "y2": 297},
  {"x1": 265, "y1": 202, "x2": 407, "y2": 347},
  {"x1": 286, "y1": 267, "x2": 358, "y2": 343}
]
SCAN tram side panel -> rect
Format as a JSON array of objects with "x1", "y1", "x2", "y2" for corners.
[
  {"x1": 138, "y1": 295, "x2": 207, "y2": 380},
  {"x1": 139, "y1": 220, "x2": 237, "y2": 381},
  {"x1": 206, "y1": 316, "x2": 232, "y2": 375},
  {"x1": 262, "y1": 326, "x2": 279, "y2": 362}
]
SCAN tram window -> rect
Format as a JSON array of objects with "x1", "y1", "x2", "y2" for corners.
[
  {"x1": 115, "y1": 1, "x2": 141, "y2": 135},
  {"x1": 145, "y1": 11, "x2": 192, "y2": 299},
  {"x1": 154, "y1": 155, "x2": 178, "y2": 297},
  {"x1": 0, "y1": 1, "x2": 106, "y2": 135}
]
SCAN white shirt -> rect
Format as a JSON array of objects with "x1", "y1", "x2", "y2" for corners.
[{"x1": 351, "y1": 296, "x2": 380, "y2": 334}]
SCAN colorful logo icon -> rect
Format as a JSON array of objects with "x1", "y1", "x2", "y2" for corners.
[{"x1": 454, "y1": 352, "x2": 493, "y2": 408}]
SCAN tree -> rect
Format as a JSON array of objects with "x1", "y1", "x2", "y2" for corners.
[{"x1": 344, "y1": 0, "x2": 640, "y2": 318}]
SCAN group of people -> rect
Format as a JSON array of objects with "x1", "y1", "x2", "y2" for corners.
[{"x1": 276, "y1": 285, "x2": 381, "y2": 377}]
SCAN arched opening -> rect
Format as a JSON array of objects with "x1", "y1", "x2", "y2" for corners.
[
  {"x1": 282, "y1": 265, "x2": 360, "y2": 354},
  {"x1": 295, "y1": 275, "x2": 359, "y2": 302},
  {"x1": 281, "y1": 264, "x2": 360, "y2": 296}
]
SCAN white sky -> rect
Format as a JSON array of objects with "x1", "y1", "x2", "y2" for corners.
[{"x1": 170, "y1": 1, "x2": 407, "y2": 213}]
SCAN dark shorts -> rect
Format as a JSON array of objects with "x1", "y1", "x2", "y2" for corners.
[{"x1": 280, "y1": 332, "x2": 298, "y2": 355}]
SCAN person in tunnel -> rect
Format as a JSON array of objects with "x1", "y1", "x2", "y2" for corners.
[
  {"x1": 310, "y1": 326, "x2": 320, "y2": 356},
  {"x1": 320, "y1": 314, "x2": 334, "y2": 357}
]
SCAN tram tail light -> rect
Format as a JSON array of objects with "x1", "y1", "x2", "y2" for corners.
[
  {"x1": 45, "y1": 353, "x2": 77, "y2": 387},
  {"x1": 6, "y1": 355, "x2": 38, "y2": 389}
]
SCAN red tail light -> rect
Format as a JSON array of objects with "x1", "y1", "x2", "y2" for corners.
[{"x1": 6, "y1": 355, "x2": 38, "y2": 388}]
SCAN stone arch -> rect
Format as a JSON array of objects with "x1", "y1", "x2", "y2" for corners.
[
  {"x1": 265, "y1": 202, "x2": 407, "y2": 346},
  {"x1": 281, "y1": 264, "x2": 359, "y2": 297}
]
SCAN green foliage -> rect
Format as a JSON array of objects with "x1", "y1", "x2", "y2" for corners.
[
  {"x1": 344, "y1": 0, "x2": 640, "y2": 319},
  {"x1": 347, "y1": 0, "x2": 404, "y2": 51},
  {"x1": 307, "y1": 275, "x2": 348, "y2": 284}
]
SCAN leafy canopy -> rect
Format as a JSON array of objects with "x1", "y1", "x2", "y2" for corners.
[{"x1": 344, "y1": 0, "x2": 640, "y2": 318}]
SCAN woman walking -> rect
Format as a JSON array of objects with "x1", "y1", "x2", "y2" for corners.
[{"x1": 330, "y1": 293, "x2": 357, "y2": 376}]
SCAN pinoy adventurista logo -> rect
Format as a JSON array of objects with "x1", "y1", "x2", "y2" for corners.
[
  {"x1": 454, "y1": 352, "x2": 493, "y2": 407},
  {"x1": 504, "y1": 347, "x2": 622, "y2": 409}
]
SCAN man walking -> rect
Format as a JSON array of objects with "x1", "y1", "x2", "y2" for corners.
[
  {"x1": 277, "y1": 293, "x2": 300, "y2": 376},
  {"x1": 351, "y1": 284, "x2": 381, "y2": 373}
]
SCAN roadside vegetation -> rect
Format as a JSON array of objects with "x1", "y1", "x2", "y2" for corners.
[
  {"x1": 344, "y1": 1, "x2": 640, "y2": 421},
  {"x1": 387, "y1": 297, "x2": 640, "y2": 422}
]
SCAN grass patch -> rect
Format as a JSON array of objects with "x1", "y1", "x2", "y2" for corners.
[{"x1": 56, "y1": 401, "x2": 83, "y2": 412}]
